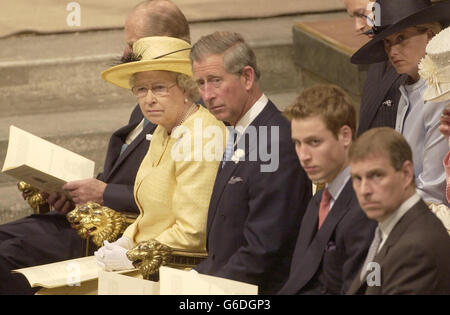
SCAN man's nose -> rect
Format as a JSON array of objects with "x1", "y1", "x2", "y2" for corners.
[
  {"x1": 202, "y1": 83, "x2": 216, "y2": 102},
  {"x1": 297, "y1": 146, "x2": 311, "y2": 164},
  {"x1": 360, "y1": 178, "x2": 373, "y2": 196},
  {"x1": 355, "y1": 17, "x2": 366, "y2": 33}
]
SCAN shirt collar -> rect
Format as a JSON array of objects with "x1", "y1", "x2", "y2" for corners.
[
  {"x1": 378, "y1": 192, "x2": 421, "y2": 242},
  {"x1": 326, "y1": 166, "x2": 351, "y2": 202},
  {"x1": 234, "y1": 94, "x2": 268, "y2": 136}
]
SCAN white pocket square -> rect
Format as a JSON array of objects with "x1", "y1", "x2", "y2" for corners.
[{"x1": 228, "y1": 176, "x2": 243, "y2": 184}]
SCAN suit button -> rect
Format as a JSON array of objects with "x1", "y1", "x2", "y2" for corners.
[{"x1": 220, "y1": 214, "x2": 225, "y2": 220}]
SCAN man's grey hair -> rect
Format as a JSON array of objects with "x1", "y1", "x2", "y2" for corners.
[{"x1": 190, "y1": 31, "x2": 261, "y2": 80}]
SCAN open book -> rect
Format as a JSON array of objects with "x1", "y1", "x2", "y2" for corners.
[
  {"x1": 14, "y1": 256, "x2": 257, "y2": 294},
  {"x1": 13, "y1": 256, "x2": 135, "y2": 289},
  {"x1": 2, "y1": 125, "x2": 95, "y2": 195},
  {"x1": 13, "y1": 256, "x2": 102, "y2": 288}
]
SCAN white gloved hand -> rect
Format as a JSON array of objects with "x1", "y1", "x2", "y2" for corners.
[
  {"x1": 95, "y1": 236, "x2": 133, "y2": 260},
  {"x1": 104, "y1": 236, "x2": 134, "y2": 250},
  {"x1": 94, "y1": 245, "x2": 134, "y2": 271},
  {"x1": 94, "y1": 237, "x2": 134, "y2": 271}
]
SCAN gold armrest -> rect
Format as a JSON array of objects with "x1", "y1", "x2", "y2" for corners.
[
  {"x1": 17, "y1": 181, "x2": 49, "y2": 214},
  {"x1": 127, "y1": 240, "x2": 207, "y2": 280},
  {"x1": 66, "y1": 202, "x2": 138, "y2": 253}
]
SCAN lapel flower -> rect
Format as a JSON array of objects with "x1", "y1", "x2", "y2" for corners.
[{"x1": 231, "y1": 149, "x2": 245, "y2": 164}]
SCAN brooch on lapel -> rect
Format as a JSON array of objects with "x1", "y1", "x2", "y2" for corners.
[
  {"x1": 146, "y1": 134, "x2": 153, "y2": 141},
  {"x1": 382, "y1": 99, "x2": 392, "y2": 107},
  {"x1": 228, "y1": 176, "x2": 243, "y2": 184},
  {"x1": 231, "y1": 149, "x2": 245, "y2": 164}
]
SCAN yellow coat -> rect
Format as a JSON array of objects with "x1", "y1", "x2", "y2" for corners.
[{"x1": 123, "y1": 106, "x2": 225, "y2": 251}]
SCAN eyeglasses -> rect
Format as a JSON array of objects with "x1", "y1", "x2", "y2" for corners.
[{"x1": 131, "y1": 83, "x2": 177, "y2": 98}]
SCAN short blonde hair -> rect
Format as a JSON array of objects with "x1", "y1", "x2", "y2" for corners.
[
  {"x1": 415, "y1": 22, "x2": 443, "y2": 38},
  {"x1": 284, "y1": 84, "x2": 356, "y2": 140}
]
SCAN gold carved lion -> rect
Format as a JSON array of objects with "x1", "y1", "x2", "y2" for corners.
[
  {"x1": 66, "y1": 202, "x2": 129, "y2": 247},
  {"x1": 126, "y1": 240, "x2": 172, "y2": 279}
]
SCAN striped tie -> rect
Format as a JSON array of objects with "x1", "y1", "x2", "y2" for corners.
[{"x1": 222, "y1": 128, "x2": 236, "y2": 168}]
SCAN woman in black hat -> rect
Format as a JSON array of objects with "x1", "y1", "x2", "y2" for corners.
[{"x1": 352, "y1": 0, "x2": 450, "y2": 206}]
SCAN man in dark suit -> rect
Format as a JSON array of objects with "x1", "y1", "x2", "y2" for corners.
[
  {"x1": 0, "y1": 0, "x2": 189, "y2": 294},
  {"x1": 344, "y1": 0, "x2": 405, "y2": 136},
  {"x1": 278, "y1": 85, "x2": 376, "y2": 295},
  {"x1": 190, "y1": 31, "x2": 312, "y2": 294},
  {"x1": 348, "y1": 127, "x2": 450, "y2": 294}
]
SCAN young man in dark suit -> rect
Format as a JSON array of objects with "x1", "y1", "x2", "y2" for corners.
[
  {"x1": 0, "y1": 0, "x2": 189, "y2": 294},
  {"x1": 344, "y1": 0, "x2": 405, "y2": 136},
  {"x1": 348, "y1": 127, "x2": 450, "y2": 294},
  {"x1": 278, "y1": 85, "x2": 376, "y2": 295},
  {"x1": 190, "y1": 31, "x2": 312, "y2": 294}
]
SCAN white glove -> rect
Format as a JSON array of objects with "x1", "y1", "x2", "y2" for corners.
[
  {"x1": 94, "y1": 237, "x2": 134, "y2": 271},
  {"x1": 95, "y1": 245, "x2": 134, "y2": 271},
  {"x1": 105, "y1": 236, "x2": 134, "y2": 250},
  {"x1": 95, "y1": 236, "x2": 134, "y2": 260}
]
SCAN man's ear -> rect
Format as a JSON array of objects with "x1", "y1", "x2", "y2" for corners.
[
  {"x1": 338, "y1": 125, "x2": 353, "y2": 148},
  {"x1": 239, "y1": 65, "x2": 256, "y2": 91},
  {"x1": 400, "y1": 160, "x2": 415, "y2": 188}
]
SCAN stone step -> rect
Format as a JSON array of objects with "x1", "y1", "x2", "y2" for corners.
[{"x1": 0, "y1": 12, "x2": 347, "y2": 118}]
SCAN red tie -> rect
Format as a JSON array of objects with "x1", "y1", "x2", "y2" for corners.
[{"x1": 318, "y1": 188, "x2": 331, "y2": 230}]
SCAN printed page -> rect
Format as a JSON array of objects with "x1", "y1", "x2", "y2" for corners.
[
  {"x1": 98, "y1": 270, "x2": 160, "y2": 295},
  {"x1": 2, "y1": 125, "x2": 95, "y2": 192},
  {"x1": 159, "y1": 267, "x2": 258, "y2": 295},
  {"x1": 13, "y1": 256, "x2": 100, "y2": 288}
]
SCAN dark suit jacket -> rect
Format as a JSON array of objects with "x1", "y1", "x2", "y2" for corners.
[
  {"x1": 195, "y1": 101, "x2": 312, "y2": 294},
  {"x1": 278, "y1": 179, "x2": 376, "y2": 295},
  {"x1": 98, "y1": 104, "x2": 156, "y2": 213},
  {"x1": 348, "y1": 199, "x2": 450, "y2": 295},
  {"x1": 357, "y1": 61, "x2": 405, "y2": 136}
]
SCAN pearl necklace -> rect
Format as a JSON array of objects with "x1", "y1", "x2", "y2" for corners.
[{"x1": 173, "y1": 102, "x2": 198, "y2": 130}]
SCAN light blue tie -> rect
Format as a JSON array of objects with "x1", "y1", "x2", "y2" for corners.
[
  {"x1": 222, "y1": 128, "x2": 236, "y2": 168},
  {"x1": 120, "y1": 118, "x2": 150, "y2": 156}
]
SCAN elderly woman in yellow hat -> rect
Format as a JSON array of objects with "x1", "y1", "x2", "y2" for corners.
[{"x1": 95, "y1": 36, "x2": 225, "y2": 271}]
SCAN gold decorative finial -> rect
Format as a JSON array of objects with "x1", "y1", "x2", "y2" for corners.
[{"x1": 17, "y1": 181, "x2": 49, "y2": 214}]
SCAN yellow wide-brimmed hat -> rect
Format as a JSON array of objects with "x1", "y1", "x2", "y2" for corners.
[{"x1": 102, "y1": 36, "x2": 192, "y2": 89}]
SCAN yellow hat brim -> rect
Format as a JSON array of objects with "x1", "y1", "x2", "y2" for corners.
[{"x1": 102, "y1": 59, "x2": 193, "y2": 89}]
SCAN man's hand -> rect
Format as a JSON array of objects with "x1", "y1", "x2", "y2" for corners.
[
  {"x1": 63, "y1": 179, "x2": 107, "y2": 205},
  {"x1": 45, "y1": 192, "x2": 74, "y2": 215}
]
